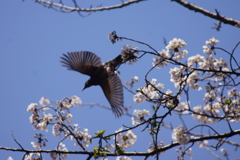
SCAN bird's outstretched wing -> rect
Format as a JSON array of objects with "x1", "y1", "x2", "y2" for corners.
[
  {"x1": 60, "y1": 51, "x2": 102, "y2": 76},
  {"x1": 100, "y1": 74, "x2": 124, "y2": 117}
]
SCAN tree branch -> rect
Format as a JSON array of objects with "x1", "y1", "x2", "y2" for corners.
[
  {"x1": 172, "y1": 0, "x2": 240, "y2": 28},
  {"x1": 33, "y1": 0, "x2": 145, "y2": 13}
]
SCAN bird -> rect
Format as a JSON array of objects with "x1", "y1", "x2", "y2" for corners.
[{"x1": 60, "y1": 51, "x2": 124, "y2": 117}]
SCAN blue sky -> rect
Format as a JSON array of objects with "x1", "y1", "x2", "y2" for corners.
[{"x1": 1, "y1": 0, "x2": 240, "y2": 159}]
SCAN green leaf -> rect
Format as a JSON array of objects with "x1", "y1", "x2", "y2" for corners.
[{"x1": 117, "y1": 148, "x2": 125, "y2": 154}]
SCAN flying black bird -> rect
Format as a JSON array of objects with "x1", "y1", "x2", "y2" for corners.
[{"x1": 60, "y1": 51, "x2": 124, "y2": 117}]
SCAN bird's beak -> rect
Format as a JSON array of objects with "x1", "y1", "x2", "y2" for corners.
[{"x1": 82, "y1": 87, "x2": 86, "y2": 91}]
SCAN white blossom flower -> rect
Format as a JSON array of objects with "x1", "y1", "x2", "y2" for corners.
[
  {"x1": 27, "y1": 103, "x2": 38, "y2": 112},
  {"x1": 59, "y1": 142, "x2": 68, "y2": 159},
  {"x1": 43, "y1": 113, "x2": 53, "y2": 122},
  {"x1": 132, "y1": 109, "x2": 150, "y2": 125},
  {"x1": 186, "y1": 71, "x2": 202, "y2": 91},
  {"x1": 220, "y1": 148, "x2": 229, "y2": 157},
  {"x1": 203, "y1": 37, "x2": 219, "y2": 55},
  {"x1": 31, "y1": 141, "x2": 41, "y2": 149},
  {"x1": 174, "y1": 102, "x2": 189, "y2": 114},
  {"x1": 24, "y1": 153, "x2": 41, "y2": 160},
  {"x1": 169, "y1": 66, "x2": 185, "y2": 88},
  {"x1": 133, "y1": 91, "x2": 146, "y2": 105},
  {"x1": 116, "y1": 156, "x2": 132, "y2": 160},
  {"x1": 203, "y1": 45, "x2": 212, "y2": 55},
  {"x1": 66, "y1": 113, "x2": 73, "y2": 124},
  {"x1": 133, "y1": 78, "x2": 163, "y2": 104},
  {"x1": 198, "y1": 140, "x2": 208, "y2": 148},
  {"x1": 152, "y1": 49, "x2": 170, "y2": 68},
  {"x1": 71, "y1": 95, "x2": 82, "y2": 106},
  {"x1": 115, "y1": 128, "x2": 137, "y2": 148},
  {"x1": 128, "y1": 58, "x2": 139, "y2": 65},
  {"x1": 205, "y1": 37, "x2": 220, "y2": 46},
  {"x1": 34, "y1": 121, "x2": 48, "y2": 131},
  {"x1": 39, "y1": 97, "x2": 50, "y2": 106},
  {"x1": 71, "y1": 128, "x2": 92, "y2": 148},
  {"x1": 228, "y1": 88, "x2": 237, "y2": 99},
  {"x1": 132, "y1": 76, "x2": 139, "y2": 82},
  {"x1": 192, "y1": 105, "x2": 218, "y2": 124},
  {"x1": 8, "y1": 157, "x2": 14, "y2": 160},
  {"x1": 52, "y1": 124, "x2": 62, "y2": 137},
  {"x1": 172, "y1": 125, "x2": 190, "y2": 145},
  {"x1": 49, "y1": 142, "x2": 68, "y2": 159},
  {"x1": 121, "y1": 44, "x2": 139, "y2": 64},
  {"x1": 187, "y1": 54, "x2": 205, "y2": 68},
  {"x1": 62, "y1": 101, "x2": 73, "y2": 109},
  {"x1": 166, "y1": 38, "x2": 187, "y2": 50},
  {"x1": 174, "y1": 49, "x2": 188, "y2": 60}
]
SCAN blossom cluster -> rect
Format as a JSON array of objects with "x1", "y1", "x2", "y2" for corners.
[
  {"x1": 192, "y1": 105, "x2": 219, "y2": 124},
  {"x1": 166, "y1": 38, "x2": 188, "y2": 60},
  {"x1": 224, "y1": 88, "x2": 240, "y2": 122},
  {"x1": 121, "y1": 44, "x2": 139, "y2": 64},
  {"x1": 203, "y1": 37, "x2": 220, "y2": 55},
  {"x1": 51, "y1": 121, "x2": 92, "y2": 148},
  {"x1": 31, "y1": 134, "x2": 48, "y2": 149},
  {"x1": 152, "y1": 49, "x2": 170, "y2": 68},
  {"x1": 192, "y1": 87, "x2": 240, "y2": 123},
  {"x1": 115, "y1": 128, "x2": 137, "y2": 148},
  {"x1": 27, "y1": 96, "x2": 92, "y2": 151},
  {"x1": 174, "y1": 101, "x2": 189, "y2": 114},
  {"x1": 49, "y1": 142, "x2": 68, "y2": 159},
  {"x1": 188, "y1": 53, "x2": 229, "y2": 76},
  {"x1": 131, "y1": 109, "x2": 150, "y2": 125},
  {"x1": 70, "y1": 125, "x2": 92, "y2": 148},
  {"x1": 172, "y1": 125, "x2": 190, "y2": 145},
  {"x1": 133, "y1": 78, "x2": 164, "y2": 104}
]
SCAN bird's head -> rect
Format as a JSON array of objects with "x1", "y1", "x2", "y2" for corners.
[{"x1": 82, "y1": 79, "x2": 92, "y2": 91}]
